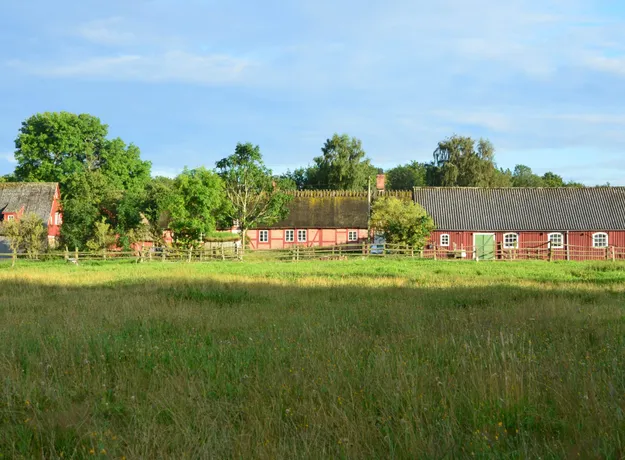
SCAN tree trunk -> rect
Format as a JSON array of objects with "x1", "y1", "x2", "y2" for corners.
[
  {"x1": 11, "y1": 249, "x2": 16, "y2": 268},
  {"x1": 239, "y1": 229, "x2": 247, "y2": 261}
]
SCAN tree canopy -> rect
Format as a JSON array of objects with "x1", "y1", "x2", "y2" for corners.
[{"x1": 371, "y1": 197, "x2": 435, "y2": 248}]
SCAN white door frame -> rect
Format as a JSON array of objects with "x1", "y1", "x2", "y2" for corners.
[{"x1": 473, "y1": 233, "x2": 496, "y2": 260}]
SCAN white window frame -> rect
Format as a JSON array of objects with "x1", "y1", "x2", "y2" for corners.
[
  {"x1": 503, "y1": 233, "x2": 519, "y2": 249},
  {"x1": 548, "y1": 233, "x2": 564, "y2": 249},
  {"x1": 348, "y1": 230, "x2": 358, "y2": 242},
  {"x1": 297, "y1": 229, "x2": 307, "y2": 243},
  {"x1": 440, "y1": 234, "x2": 450, "y2": 247},
  {"x1": 592, "y1": 232, "x2": 608, "y2": 248},
  {"x1": 54, "y1": 212, "x2": 62, "y2": 225},
  {"x1": 285, "y1": 229, "x2": 294, "y2": 243},
  {"x1": 259, "y1": 230, "x2": 269, "y2": 243},
  {"x1": 6, "y1": 215, "x2": 15, "y2": 222}
]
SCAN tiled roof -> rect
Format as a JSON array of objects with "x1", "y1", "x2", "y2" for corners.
[
  {"x1": 413, "y1": 187, "x2": 625, "y2": 231},
  {"x1": 0, "y1": 182, "x2": 58, "y2": 224}
]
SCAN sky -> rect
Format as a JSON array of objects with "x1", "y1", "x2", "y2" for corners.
[{"x1": 1, "y1": 0, "x2": 625, "y2": 184}]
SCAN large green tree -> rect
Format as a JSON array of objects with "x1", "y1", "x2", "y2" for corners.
[
  {"x1": 311, "y1": 134, "x2": 378, "y2": 190},
  {"x1": 512, "y1": 165, "x2": 544, "y2": 187},
  {"x1": 431, "y1": 136, "x2": 503, "y2": 187},
  {"x1": 371, "y1": 197, "x2": 435, "y2": 248},
  {"x1": 165, "y1": 167, "x2": 227, "y2": 247},
  {"x1": 13, "y1": 112, "x2": 151, "y2": 248},
  {"x1": 386, "y1": 161, "x2": 429, "y2": 190},
  {"x1": 216, "y1": 143, "x2": 292, "y2": 256}
]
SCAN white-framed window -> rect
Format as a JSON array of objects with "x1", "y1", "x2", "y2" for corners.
[
  {"x1": 348, "y1": 230, "x2": 358, "y2": 242},
  {"x1": 6, "y1": 215, "x2": 15, "y2": 222},
  {"x1": 285, "y1": 229, "x2": 294, "y2": 243},
  {"x1": 440, "y1": 234, "x2": 450, "y2": 247},
  {"x1": 54, "y1": 212, "x2": 62, "y2": 225},
  {"x1": 503, "y1": 233, "x2": 519, "y2": 249},
  {"x1": 548, "y1": 233, "x2": 564, "y2": 249},
  {"x1": 593, "y1": 232, "x2": 608, "y2": 248},
  {"x1": 297, "y1": 229, "x2": 307, "y2": 243},
  {"x1": 259, "y1": 230, "x2": 269, "y2": 243}
]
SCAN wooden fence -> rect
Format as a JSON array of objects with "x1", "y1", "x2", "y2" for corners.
[{"x1": 1, "y1": 241, "x2": 624, "y2": 263}]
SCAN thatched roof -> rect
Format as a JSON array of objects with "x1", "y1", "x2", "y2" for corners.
[{"x1": 0, "y1": 183, "x2": 57, "y2": 223}]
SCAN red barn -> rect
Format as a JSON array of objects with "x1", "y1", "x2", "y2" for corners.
[
  {"x1": 413, "y1": 187, "x2": 625, "y2": 261},
  {"x1": 0, "y1": 182, "x2": 62, "y2": 251}
]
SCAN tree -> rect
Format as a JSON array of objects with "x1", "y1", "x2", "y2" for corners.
[
  {"x1": 431, "y1": 136, "x2": 502, "y2": 187},
  {"x1": 370, "y1": 197, "x2": 435, "y2": 249},
  {"x1": 165, "y1": 167, "x2": 226, "y2": 247},
  {"x1": 20, "y1": 214, "x2": 46, "y2": 259},
  {"x1": 216, "y1": 143, "x2": 292, "y2": 257},
  {"x1": 386, "y1": 161, "x2": 428, "y2": 190},
  {"x1": 13, "y1": 112, "x2": 152, "y2": 248},
  {"x1": 312, "y1": 134, "x2": 378, "y2": 190},
  {"x1": 86, "y1": 218, "x2": 117, "y2": 257},
  {"x1": 512, "y1": 165, "x2": 544, "y2": 187},
  {"x1": 2, "y1": 219, "x2": 23, "y2": 267},
  {"x1": 541, "y1": 172, "x2": 565, "y2": 187}
]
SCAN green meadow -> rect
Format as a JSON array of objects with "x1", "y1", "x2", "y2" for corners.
[{"x1": 1, "y1": 259, "x2": 624, "y2": 458}]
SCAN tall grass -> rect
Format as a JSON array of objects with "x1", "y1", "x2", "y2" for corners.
[{"x1": 0, "y1": 259, "x2": 624, "y2": 458}]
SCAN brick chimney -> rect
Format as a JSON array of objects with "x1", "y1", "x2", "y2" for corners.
[{"x1": 376, "y1": 174, "x2": 385, "y2": 191}]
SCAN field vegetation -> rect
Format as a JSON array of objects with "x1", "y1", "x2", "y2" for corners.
[{"x1": 0, "y1": 259, "x2": 624, "y2": 458}]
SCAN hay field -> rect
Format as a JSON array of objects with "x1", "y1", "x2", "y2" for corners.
[{"x1": 1, "y1": 259, "x2": 624, "y2": 458}]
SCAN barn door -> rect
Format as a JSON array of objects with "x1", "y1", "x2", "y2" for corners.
[{"x1": 475, "y1": 234, "x2": 495, "y2": 260}]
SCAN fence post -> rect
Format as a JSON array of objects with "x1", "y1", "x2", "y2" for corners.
[
  {"x1": 433, "y1": 244, "x2": 437, "y2": 261},
  {"x1": 362, "y1": 241, "x2": 366, "y2": 256},
  {"x1": 606, "y1": 246, "x2": 610, "y2": 261},
  {"x1": 64, "y1": 246, "x2": 69, "y2": 261},
  {"x1": 548, "y1": 242, "x2": 553, "y2": 262},
  {"x1": 611, "y1": 246, "x2": 616, "y2": 262},
  {"x1": 75, "y1": 247, "x2": 79, "y2": 263},
  {"x1": 187, "y1": 247, "x2": 192, "y2": 263},
  {"x1": 162, "y1": 247, "x2": 166, "y2": 262}
]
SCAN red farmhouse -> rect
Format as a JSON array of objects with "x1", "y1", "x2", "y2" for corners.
[
  {"x1": 0, "y1": 182, "x2": 62, "y2": 251},
  {"x1": 413, "y1": 187, "x2": 625, "y2": 260}
]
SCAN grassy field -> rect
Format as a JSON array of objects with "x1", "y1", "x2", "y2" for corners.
[{"x1": 1, "y1": 259, "x2": 624, "y2": 459}]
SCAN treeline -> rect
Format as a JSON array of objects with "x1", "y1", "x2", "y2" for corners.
[
  {"x1": 1, "y1": 112, "x2": 586, "y2": 250},
  {"x1": 283, "y1": 135, "x2": 584, "y2": 190}
]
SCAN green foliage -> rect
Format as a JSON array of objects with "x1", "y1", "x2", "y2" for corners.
[
  {"x1": 216, "y1": 143, "x2": 292, "y2": 243},
  {"x1": 371, "y1": 196, "x2": 435, "y2": 248},
  {"x1": 431, "y1": 135, "x2": 503, "y2": 187},
  {"x1": 165, "y1": 167, "x2": 226, "y2": 247},
  {"x1": 13, "y1": 112, "x2": 152, "y2": 248},
  {"x1": 386, "y1": 161, "x2": 428, "y2": 190},
  {"x1": 20, "y1": 213, "x2": 46, "y2": 259},
  {"x1": 86, "y1": 218, "x2": 117, "y2": 253},
  {"x1": 512, "y1": 165, "x2": 544, "y2": 187}
]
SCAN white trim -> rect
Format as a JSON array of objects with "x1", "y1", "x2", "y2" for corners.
[
  {"x1": 348, "y1": 230, "x2": 358, "y2": 242},
  {"x1": 439, "y1": 234, "x2": 450, "y2": 247},
  {"x1": 259, "y1": 230, "x2": 269, "y2": 243},
  {"x1": 503, "y1": 232, "x2": 519, "y2": 249},
  {"x1": 473, "y1": 233, "x2": 496, "y2": 260},
  {"x1": 297, "y1": 229, "x2": 307, "y2": 243},
  {"x1": 548, "y1": 232, "x2": 564, "y2": 249},
  {"x1": 6, "y1": 215, "x2": 15, "y2": 221},
  {"x1": 592, "y1": 232, "x2": 608, "y2": 248},
  {"x1": 285, "y1": 229, "x2": 294, "y2": 243}
]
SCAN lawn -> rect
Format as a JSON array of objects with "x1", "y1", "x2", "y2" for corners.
[{"x1": 1, "y1": 259, "x2": 624, "y2": 458}]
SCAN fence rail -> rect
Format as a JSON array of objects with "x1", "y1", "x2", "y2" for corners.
[{"x1": 1, "y1": 241, "x2": 624, "y2": 263}]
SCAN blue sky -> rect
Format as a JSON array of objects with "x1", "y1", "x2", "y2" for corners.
[{"x1": 1, "y1": 0, "x2": 624, "y2": 184}]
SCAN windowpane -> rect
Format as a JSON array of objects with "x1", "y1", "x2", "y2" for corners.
[
  {"x1": 297, "y1": 230, "x2": 307, "y2": 242},
  {"x1": 504, "y1": 233, "x2": 518, "y2": 249},
  {"x1": 593, "y1": 233, "x2": 608, "y2": 248},
  {"x1": 259, "y1": 230, "x2": 269, "y2": 243},
  {"x1": 348, "y1": 231, "x2": 358, "y2": 242},
  {"x1": 548, "y1": 233, "x2": 563, "y2": 248},
  {"x1": 285, "y1": 230, "x2": 294, "y2": 242},
  {"x1": 440, "y1": 234, "x2": 450, "y2": 246}
]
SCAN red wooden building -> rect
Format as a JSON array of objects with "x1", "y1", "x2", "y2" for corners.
[
  {"x1": 413, "y1": 187, "x2": 625, "y2": 260},
  {"x1": 0, "y1": 182, "x2": 62, "y2": 251}
]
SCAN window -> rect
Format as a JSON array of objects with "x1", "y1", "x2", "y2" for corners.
[
  {"x1": 593, "y1": 232, "x2": 608, "y2": 248},
  {"x1": 259, "y1": 230, "x2": 269, "y2": 243},
  {"x1": 348, "y1": 230, "x2": 358, "y2": 242},
  {"x1": 54, "y1": 212, "x2": 62, "y2": 225},
  {"x1": 548, "y1": 233, "x2": 564, "y2": 249},
  {"x1": 503, "y1": 233, "x2": 519, "y2": 249},
  {"x1": 285, "y1": 230, "x2": 294, "y2": 243},
  {"x1": 6, "y1": 215, "x2": 14, "y2": 221},
  {"x1": 297, "y1": 229, "x2": 307, "y2": 243},
  {"x1": 440, "y1": 234, "x2": 450, "y2": 247}
]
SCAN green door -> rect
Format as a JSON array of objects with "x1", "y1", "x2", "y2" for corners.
[{"x1": 475, "y1": 234, "x2": 495, "y2": 260}]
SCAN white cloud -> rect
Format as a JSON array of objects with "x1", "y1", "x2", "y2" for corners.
[
  {"x1": 8, "y1": 51, "x2": 255, "y2": 85},
  {"x1": 76, "y1": 17, "x2": 136, "y2": 46},
  {"x1": 1, "y1": 152, "x2": 16, "y2": 164},
  {"x1": 585, "y1": 56, "x2": 625, "y2": 76}
]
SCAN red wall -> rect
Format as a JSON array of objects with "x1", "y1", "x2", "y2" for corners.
[
  {"x1": 248, "y1": 228, "x2": 369, "y2": 250},
  {"x1": 429, "y1": 230, "x2": 625, "y2": 260},
  {"x1": 47, "y1": 185, "x2": 62, "y2": 238}
]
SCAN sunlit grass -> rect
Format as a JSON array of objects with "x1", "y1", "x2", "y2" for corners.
[{"x1": 0, "y1": 259, "x2": 624, "y2": 458}]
